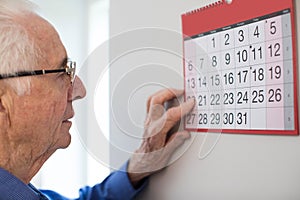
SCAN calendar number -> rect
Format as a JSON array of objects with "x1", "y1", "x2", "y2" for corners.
[
  {"x1": 224, "y1": 92, "x2": 234, "y2": 105},
  {"x1": 187, "y1": 78, "x2": 196, "y2": 89},
  {"x1": 199, "y1": 76, "x2": 207, "y2": 88},
  {"x1": 198, "y1": 95, "x2": 207, "y2": 107},
  {"x1": 188, "y1": 60, "x2": 193, "y2": 71},
  {"x1": 186, "y1": 113, "x2": 196, "y2": 125},
  {"x1": 212, "y1": 37, "x2": 216, "y2": 48},
  {"x1": 237, "y1": 70, "x2": 249, "y2": 83},
  {"x1": 211, "y1": 113, "x2": 221, "y2": 125},
  {"x1": 225, "y1": 53, "x2": 231, "y2": 65},
  {"x1": 238, "y1": 30, "x2": 245, "y2": 42},
  {"x1": 252, "y1": 90, "x2": 265, "y2": 104},
  {"x1": 270, "y1": 21, "x2": 277, "y2": 35},
  {"x1": 268, "y1": 88, "x2": 282, "y2": 102},
  {"x1": 268, "y1": 43, "x2": 281, "y2": 57},
  {"x1": 210, "y1": 94, "x2": 221, "y2": 106},
  {"x1": 199, "y1": 58, "x2": 204, "y2": 69},
  {"x1": 269, "y1": 66, "x2": 281, "y2": 79},
  {"x1": 237, "y1": 49, "x2": 248, "y2": 63},
  {"x1": 253, "y1": 25, "x2": 260, "y2": 38},
  {"x1": 212, "y1": 56, "x2": 218, "y2": 67},
  {"x1": 210, "y1": 74, "x2": 220, "y2": 86},
  {"x1": 237, "y1": 112, "x2": 248, "y2": 125},
  {"x1": 223, "y1": 72, "x2": 234, "y2": 85},
  {"x1": 237, "y1": 91, "x2": 249, "y2": 104},
  {"x1": 187, "y1": 95, "x2": 196, "y2": 101},
  {"x1": 199, "y1": 113, "x2": 208, "y2": 125},
  {"x1": 252, "y1": 68, "x2": 265, "y2": 82},
  {"x1": 223, "y1": 113, "x2": 234, "y2": 125},
  {"x1": 250, "y1": 46, "x2": 263, "y2": 60},
  {"x1": 224, "y1": 33, "x2": 230, "y2": 45}
]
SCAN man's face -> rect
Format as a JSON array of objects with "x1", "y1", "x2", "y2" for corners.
[{"x1": 5, "y1": 14, "x2": 86, "y2": 159}]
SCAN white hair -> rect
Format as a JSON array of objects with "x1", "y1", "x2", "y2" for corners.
[{"x1": 0, "y1": 0, "x2": 40, "y2": 95}]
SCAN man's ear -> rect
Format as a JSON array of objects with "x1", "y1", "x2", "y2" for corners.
[
  {"x1": 0, "y1": 99, "x2": 4, "y2": 111},
  {"x1": 0, "y1": 88, "x2": 11, "y2": 128}
]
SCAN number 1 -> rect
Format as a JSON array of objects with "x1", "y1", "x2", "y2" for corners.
[{"x1": 212, "y1": 37, "x2": 216, "y2": 48}]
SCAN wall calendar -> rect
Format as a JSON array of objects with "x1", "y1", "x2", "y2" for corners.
[{"x1": 182, "y1": 0, "x2": 298, "y2": 135}]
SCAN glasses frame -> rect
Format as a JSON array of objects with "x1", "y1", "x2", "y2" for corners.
[{"x1": 0, "y1": 61, "x2": 76, "y2": 83}]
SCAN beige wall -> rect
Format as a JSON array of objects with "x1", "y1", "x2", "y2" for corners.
[{"x1": 109, "y1": 0, "x2": 300, "y2": 199}]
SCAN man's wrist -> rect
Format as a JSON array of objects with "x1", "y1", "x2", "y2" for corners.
[{"x1": 127, "y1": 172, "x2": 148, "y2": 189}]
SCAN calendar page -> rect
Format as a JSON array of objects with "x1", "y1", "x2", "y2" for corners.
[{"x1": 182, "y1": 0, "x2": 298, "y2": 135}]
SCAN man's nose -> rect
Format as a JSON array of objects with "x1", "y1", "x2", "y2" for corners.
[{"x1": 69, "y1": 76, "x2": 86, "y2": 101}]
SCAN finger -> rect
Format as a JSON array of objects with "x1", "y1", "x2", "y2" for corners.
[
  {"x1": 146, "y1": 88, "x2": 184, "y2": 113},
  {"x1": 148, "y1": 104, "x2": 166, "y2": 122},
  {"x1": 147, "y1": 89, "x2": 184, "y2": 121},
  {"x1": 167, "y1": 130, "x2": 191, "y2": 144},
  {"x1": 164, "y1": 131, "x2": 191, "y2": 155},
  {"x1": 162, "y1": 98, "x2": 195, "y2": 132}
]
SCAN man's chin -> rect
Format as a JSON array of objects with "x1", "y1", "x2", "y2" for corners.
[
  {"x1": 57, "y1": 125, "x2": 72, "y2": 149},
  {"x1": 58, "y1": 134, "x2": 72, "y2": 149},
  {"x1": 60, "y1": 121, "x2": 72, "y2": 147}
]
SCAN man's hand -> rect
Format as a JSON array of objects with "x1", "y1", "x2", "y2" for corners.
[{"x1": 127, "y1": 88, "x2": 195, "y2": 188}]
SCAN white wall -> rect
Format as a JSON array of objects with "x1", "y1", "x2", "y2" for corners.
[{"x1": 109, "y1": 0, "x2": 300, "y2": 199}]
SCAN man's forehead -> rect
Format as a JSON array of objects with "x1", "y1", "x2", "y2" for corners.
[
  {"x1": 22, "y1": 14, "x2": 58, "y2": 44},
  {"x1": 18, "y1": 13, "x2": 67, "y2": 68}
]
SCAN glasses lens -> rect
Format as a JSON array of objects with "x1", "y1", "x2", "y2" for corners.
[{"x1": 67, "y1": 61, "x2": 76, "y2": 82}]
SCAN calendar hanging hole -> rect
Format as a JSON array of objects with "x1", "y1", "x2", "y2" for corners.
[{"x1": 225, "y1": 0, "x2": 233, "y2": 5}]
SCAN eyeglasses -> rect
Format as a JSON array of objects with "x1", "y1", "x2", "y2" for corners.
[{"x1": 0, "y1": 61, "x2": 76, "y2": 83}]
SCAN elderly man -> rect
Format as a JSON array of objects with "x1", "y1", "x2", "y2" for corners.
[{"x1": 0, "y1": 0, "x2": 194, "y2": 199}]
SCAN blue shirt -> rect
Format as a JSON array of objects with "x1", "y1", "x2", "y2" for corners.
[{"x1": 0, "y1": 162, "x2": 146, "y2": 200}]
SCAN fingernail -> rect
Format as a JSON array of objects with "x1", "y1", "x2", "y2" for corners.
[{"x1": 187, "y1": 98, "x2": 195, "y2": 105}]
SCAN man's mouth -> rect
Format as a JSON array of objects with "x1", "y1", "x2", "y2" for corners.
[{"x1": 63, "y1": 112, "x2": 75, "y2": 123}]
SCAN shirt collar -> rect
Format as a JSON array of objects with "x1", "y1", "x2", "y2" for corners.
[{"x1": 0, "y1": 167, "x2": 48, "y2": 200}]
